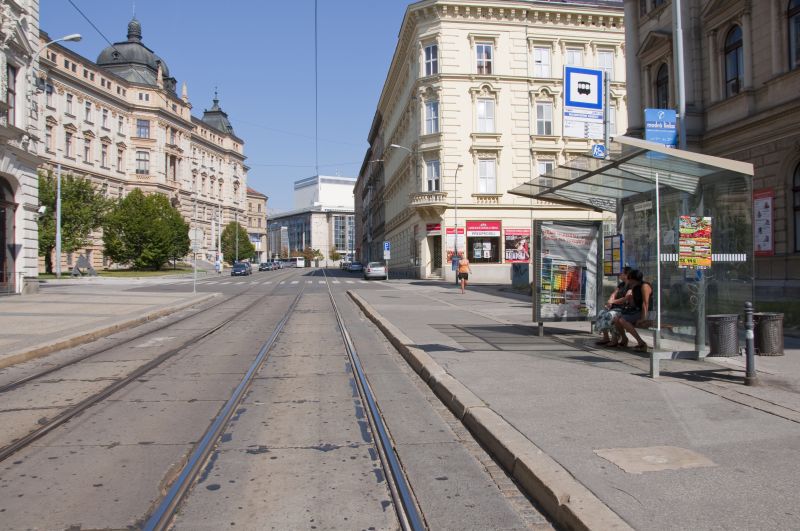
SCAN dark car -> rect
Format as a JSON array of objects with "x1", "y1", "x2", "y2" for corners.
[
  {"x1": 259, "y1": 262, "x2": 272, "y2": 271},
  {"x1": 347, "y1": 261, "x2": 364, "y2": 272},
  {"x1": 231, "y1": 263, "x2": 249, "y2": 276}
]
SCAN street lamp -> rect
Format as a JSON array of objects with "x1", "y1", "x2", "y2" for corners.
[
  {"x1": 453, "y1": 163, "x2": 463, "y2": 283},
  {"x1": 34, "y1": 33, "x2": 82, "y2": 279}
]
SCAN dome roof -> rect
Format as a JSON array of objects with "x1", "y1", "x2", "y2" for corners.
[
  {"x1": 201, "y1": 94, "x2": 235, "y2": 135},
  {"x1": 96, "y1": 18, "x2": 175, "y2": 91}
]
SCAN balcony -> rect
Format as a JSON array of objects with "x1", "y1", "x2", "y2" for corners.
[
  {"x1": 472, "y1": 193, "x2": 502, "y2": 206},
  {"x1": 410, "y1": 191, "x2": 448, "y2": 217}
]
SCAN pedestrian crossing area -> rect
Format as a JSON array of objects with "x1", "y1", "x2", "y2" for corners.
[{"x1": 169, "y1": 275, "x2": 379, "y2": 287}]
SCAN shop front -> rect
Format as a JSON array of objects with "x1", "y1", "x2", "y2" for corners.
[
  {"x1": 0, "y1": 177, "x2": 16, "y2": 295},
  {"x1": 466, "y1": 221, "x2": 502, "y2": 263}
]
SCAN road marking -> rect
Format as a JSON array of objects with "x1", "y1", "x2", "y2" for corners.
[
  {"x1": 346, "y1": 280, "x2": 354, "y2": 284},
  {"x1": 306, "y1": 280, "x2": 312, "y2": 284},
  {"x1": 221, "y1": 281, "x2": 231, "y2": 285},
  {"x1": 236, "y1": 281, "x2": 246, "y2": 285},
  {"x1": 279, "y1": 281, "x2": 285, "y2": 285},
  {"x1": 332, "y1": 280, "x2": 340, "y2": 284},
  {"x1": 318, "y1": 280, "x2": 325, "y2": 284},
  {"x1": 291, "y1": 280, "x2": 299, "y2": 284},
  {"x1": 264, "y1": 281, "x2": 272, "y2": 284},
  {"x1": 359, "y1": 280, "x2": 368, "y2": 284}
]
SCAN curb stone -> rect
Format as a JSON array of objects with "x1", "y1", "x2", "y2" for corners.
[
  {"x1": 347, "y1": 290, "x2": 632, "y2": 531},
  {"x1": 0, "y1": 292, "x2": 219, "y2": 370}
]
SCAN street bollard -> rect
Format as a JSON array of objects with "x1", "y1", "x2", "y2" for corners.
[{"x1": 744, "y1": 301, "x2": 759, "y2": 386}]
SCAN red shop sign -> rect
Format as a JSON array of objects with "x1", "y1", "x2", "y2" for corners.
[
  {"x1": 445, "y1": 227, "x2": 465, "y2": 234},
  {"x1": 426, "y1": 223, "x2": 441, "y2": 234},
  {"x1": 466, "y1": 220, "x2": 501, "y2": 237}
]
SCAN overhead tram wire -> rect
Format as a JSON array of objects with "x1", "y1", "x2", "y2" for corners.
[{"x1": 315, "y1": 0, "x2": 319, "y2": 177}]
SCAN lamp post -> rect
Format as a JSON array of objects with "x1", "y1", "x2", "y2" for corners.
[
  {"x1": 33, "y1": 34, "x2": 82, "y2": 279},
  {"x1": 389, "y1": 143, "x2": 416, "y2": 189},
  {"x1": 453, "y1": 163, "x2": 463, "y2": 283},
  {"x1": 235, "y1": 211, "x2": 239, "y2": 263}
]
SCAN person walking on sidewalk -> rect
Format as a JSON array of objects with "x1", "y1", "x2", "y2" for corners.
[{"x1": 457, "y1": 254, "x2": 472, "y2": 294}]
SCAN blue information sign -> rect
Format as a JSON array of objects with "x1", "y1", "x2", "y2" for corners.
[
  {"x1": 383, "y1": 241, "x2": 391, "y2": 251},
  {"x1": 591, "y1": 144, "x2": 607, "y2": 159},
  {"x1": 644, "y1": 108, "x2": 677, "y2": 147}
]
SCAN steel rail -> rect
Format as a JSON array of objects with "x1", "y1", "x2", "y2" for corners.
[
  {"x1": 0, "y1": 270, "x2": 298, "y2": 464},
  {"x1": 0, "y1": 268, "x2": 299, "y2": 394},
  {"x1": 322, "y1": 269, "x2": 426, "y2": 531},
  {"x1": 143, "y1": 280, "x2": 308, "y2": 531}
]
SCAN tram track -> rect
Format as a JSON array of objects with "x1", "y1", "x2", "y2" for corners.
[
  {"x1": 0, "y1": 268, "x2": 301, "y2": 464},
  {"x1": 143, "y1": 270, "x2": 425, "y2": 531}
]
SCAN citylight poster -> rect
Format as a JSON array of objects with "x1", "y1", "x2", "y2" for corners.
[
  {"x1": 754, "y1": 189, "x2": 774, "y2": 256},
  {"x1": 504, "y1": 229, "x2": 531, "y2": 263},
  {"x1": 603, "y1": 234, "x2": 623, "y2": 276},
  {"x1": 445, "y1": 228, "x2": 465, "y2": 262},
  {"x1": 678, "y1": 216, "x2": 712, "y2": 268},
  {"x1": 535, "y1": 221, "x2": 600, "y2": 321}
]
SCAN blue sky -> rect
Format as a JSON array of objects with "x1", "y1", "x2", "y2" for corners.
[{"x1": 42, "y1": 0, "x2": 411, "y2": 212}]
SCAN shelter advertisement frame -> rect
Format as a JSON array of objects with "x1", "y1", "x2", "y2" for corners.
[{"x1": 533, "y1": 220, "x2": 602, "y2": 323}]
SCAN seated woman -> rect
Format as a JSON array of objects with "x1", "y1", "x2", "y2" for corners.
[
  {"x1": 610, "y1": 270, "x2": 651, "y2": 351},
  {"x1": 594, "y1": 266, "x2": 631, "y2": 345}
]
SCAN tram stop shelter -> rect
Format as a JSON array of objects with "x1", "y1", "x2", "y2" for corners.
[{"x1": 509, "y1": 136, "x2": 755, "y2": 361}]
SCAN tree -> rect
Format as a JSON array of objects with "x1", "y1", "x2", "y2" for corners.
[
  {"x1": 103, "y1": 189, "x2": 190, "y2": 270},
  {"x1": 221, "y1": 221, "x2": 255, "y2": 265},
  {"x1": 329, "y1": 246, "x2": 342, "y2": 262},
  {"x1": 37, "y1": 171, "x2": 109, "y2": 273}
]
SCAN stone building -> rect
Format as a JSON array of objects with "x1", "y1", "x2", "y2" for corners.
[
  {"x1": 622, "y1": 0, "x2": 800, "y2": 311},
  {"x1": 36, "y1": 18, "x2": 248, "y2": 270},
  {"x1": 0, "y1": 0, "x2": 42, "y2": 294},
  {"x1": 357, "y1": 0, "x2": 626, "y2": 282},
  {"x1": 246, "y1": 186, "x2": 268, "y2": 262}
]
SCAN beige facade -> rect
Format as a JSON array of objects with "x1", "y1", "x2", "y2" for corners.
[
  {"x1": 1, "y1": 0, "x2": 43, "y2": 293},
  {"x1": 35, "y1": 19, "x2": 247, "y2": 271},
  {"x1": 246, "y1": 186, "x2": 267, "y2": 262},
  {"x1": 623, "y1": 0, "x2": 800, "y2": 305},
  {"x1": 358, "y1": 0, "x2": 626, "y2": 283}
]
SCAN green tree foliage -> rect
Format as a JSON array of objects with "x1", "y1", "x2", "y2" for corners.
[
  {"x1": 37, "y1": 171, "x2": 110, "y2": 273},
  {"x1": 221, "y1": 221, "x2": 255, "y2": 264},
  {"x1": 329, "y1": 247, "x2": 342, "y2": 262},
  {"x1": 103, "y1": 189, "x2": 190, "y2": 270}
]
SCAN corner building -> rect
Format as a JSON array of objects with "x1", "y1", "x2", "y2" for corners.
[
  {"x1": 358, "y1": 0, "x2": 627, "y2": 282},
  {"x1": 36, "y1": 18, "x2": 254, "y2": 270}
]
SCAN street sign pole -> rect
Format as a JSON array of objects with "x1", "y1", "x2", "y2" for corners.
[{"x1": 384, "y1": 241, "x2": 391, "y2": 281}]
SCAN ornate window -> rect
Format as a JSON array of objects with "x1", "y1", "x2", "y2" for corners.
[
  {"x1": 5, "y1": 65, "x2": 16, "y2": 126},
  {"x1": 790, "y1": 0, "x2": 800, "y2": 70},
  {"x1": 425, "y1": 100, "x2": 439, "y2": 134},
  {"x1": 65, "y1": 131, "x2": 74, "y2": 157},
  {"x1": 724, "y1": 26, "x2": 743, "y2": 97},
  {"x1": 655, "y1": 63, "x2": 669, "y2": 108},
  {"x1": 65, "y1": 93, "x2": 73, "y2": 114},
  {"x1": 597, "y1": 49, "x2": 615, "y2": 80},
  {"x1": 424, "y1": 43, "x2": 438, "y2": 76},
  {"x1": 478, "y1": 158, "x2": 497, "y2": 194},
  {"x1": 476, "y1": 43, "x2": 493, "y2": 75},
  {"x1": 476, "y1": 98, "x2": 495, "y2": 133},
  {"x1": 565, "y1": 47, "x2": 583, "y2": 66},
  {"x1": 136, "y1": 150, "x2": 150, "y2": 174},
  {"x1": 136, "y1": 119, "x2": 150, "y2": 138},
  {"x1": 425, "y1": 159, "x2": 440, "y2": 192},
  {"x1": 533, "y1": 47, "x2": 551, "y2": 77},
  {"x1": 535, "y1": 101, "x2": 553, "y2": 136}
]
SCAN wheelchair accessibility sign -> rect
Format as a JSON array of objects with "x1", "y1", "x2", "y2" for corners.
[{"x1": 564, "y1": 66, "x2": 604, "y2": 140}]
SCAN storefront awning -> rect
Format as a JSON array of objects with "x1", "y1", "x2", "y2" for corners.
[{"x1": 509, "y1": 136, "x2": 754, "y2": 211}]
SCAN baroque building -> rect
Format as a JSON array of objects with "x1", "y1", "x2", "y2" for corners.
[
  {"x1": 357, "y1": 0, "x2": 626, "y2": 282},
  {"x1": 36, "y1": 18, "x2": 254, "y2": 270},
  {"x1": 623, "y1": 0, "x2": 800, "y2": 313},
  {"x1": 0, "y1": 0, "x2": 42, "y2": 294}
]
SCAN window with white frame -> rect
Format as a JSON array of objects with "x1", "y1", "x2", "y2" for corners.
[
  {"x1": 566, "y1": 47, "x2": 583, "y2": 66},
  {"x1": 45, "y1": 124, "x2": 53, "y2": 151},
  {"x1": 424, "y1": 43, "x2": 438, "y2": 76},
  {"x1": 83, "y1": 138, "x2": 92, "y2": 163},
  {"x1": 535, "y1": 101, "x2": 553, "y2": 135},
  {"x1": 101, "y1": 143, "x2": 108, "y2": 167},
  {"x1": 84, "y1": 101, "x2": 92, "y2": 122},
  {"x1": 136, "y1": 119, "x2": 150, "y2": 138},
  {"x1": 101, "y1": 108, "x2": 108, "y2": 128},
  {"x1": 45, "y1": 83, "x2": 54, "y2": 107},
  {"x1": 117, "y1": 148, "x2": 124, "y2": 171},
  {"x1": 65, "y1": 131, "x2": 73, "y2": 157},
  {"x1": 426, "y1": 159, "x2": 441, "y2": 192},
  {"x1": 136, "y1": 150, "x2": 150, "y2": 174},
  {"x1": 533, "y1": 47, "x2": 551, "y2": 77},
  {"x1": 597, "y1": 49, "x2": 614, "y2": 79},
  {"x1": 425, "y1": 100, "x2": 439, "y2": 134},
  {"x1": 5, "y1": 65, "x2": 16, "y2": 126},
  {"x1": 476, "y1": 43, "x2": 493, "y2": 75},
  {"x1": 791, "y1": 0, "x2": 800, "y2": 70},
  {"x1": 66, "y1": 93, "x2": 73, "y2": 114},
  {"x1": 118, "y1": 116, "x2": 124, "y2": 134},
  {"x1": 537, "y1": 159, "x2": 555, "y2": 188},
  {"x1": 478, "y1": 158, "x2": 497, "y2": 194},
  {"x1": 476, "y1": 98, "x2": 495, "y2": 133},
  {"x1": 724, "y1": 26, "x2": 744, "y2": 97}
]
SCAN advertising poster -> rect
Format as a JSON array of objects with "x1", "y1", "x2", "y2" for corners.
[
  {"x1": 504, "y1": 229, "x2": 531, "y2": 263},
  {"x1": 603, "y1": 234, "x2": 623, "y2": 275},
  {"x1": 445, "y1": 228, "x2": 465, "y2": 262},
  {"x1": 678, "y1": 216, "x2": 712, "y2": 268},
  {"x1": 754, "y1": 189, "x2": 774, "y2": 256},
  {"x1": 536, "y1": 221, "x2": 600, "y2": 320}
]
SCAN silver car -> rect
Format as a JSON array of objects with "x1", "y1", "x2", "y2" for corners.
[{"x1": 363, "y1": 261, "x2": 386, "y2": 280}]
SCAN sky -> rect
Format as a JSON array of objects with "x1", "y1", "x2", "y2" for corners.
[{"x1": 41, "y1": 0, "x2": 412, "y2": 213}]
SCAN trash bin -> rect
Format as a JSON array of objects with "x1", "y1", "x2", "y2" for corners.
[
  {"x1": 706, "y1": 314, "x2": 740, "y2": 357},
  {"x1": 753, "y1": 312, "x2": 784, "y2": 356}
]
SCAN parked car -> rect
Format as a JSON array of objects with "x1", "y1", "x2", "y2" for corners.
[
  {"x1": 347, "y1": 261, "x2": 364, "y2": 272},
  {"x1": 259, "y1": 262, "x2": 272, "y2": 271},
  {"x1": 231, "y1": 263, "x2": 249, "y2": 276},
  {"x1": 364, "y1": 261, "x2": 386, "y2": 280},
  {"x1": 340, "y1": 261, "x2": 351, "y2": 270}
]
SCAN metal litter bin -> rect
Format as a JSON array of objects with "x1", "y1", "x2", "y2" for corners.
[
  {"x1": 753, "y1": 312, "x2": 784, "y2": 356},
  {"x1": 706, "y1": 314, "x2": 740, "y2": 357}
]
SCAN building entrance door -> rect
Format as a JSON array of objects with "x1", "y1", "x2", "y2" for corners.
[
  {"x1": 0, "y1": 176, "x2": 15, "y2": 294},
  {"x1": 432, "y1": 235, "x2": 442, "y2": 270}
]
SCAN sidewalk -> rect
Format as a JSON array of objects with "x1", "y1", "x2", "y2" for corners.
[
  {"x1": 0, "y1": 277, "x2": 216, "y2": 369},
  {"x1": 350, "y1": 280, "x2": 800, "y2": 531}
]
